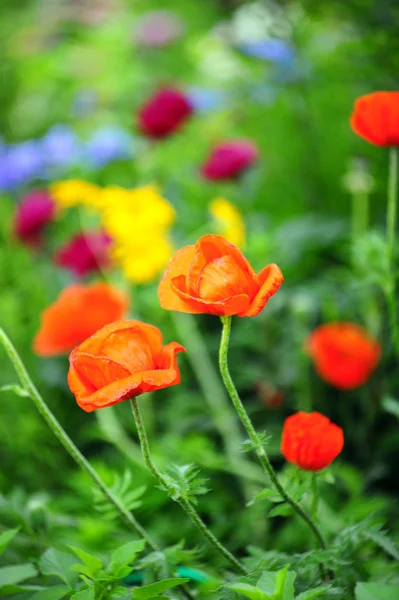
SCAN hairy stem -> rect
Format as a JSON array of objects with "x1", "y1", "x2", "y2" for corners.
[
  {"x1": 129, "y1": 397, "x2": 248, "y2": 575},
  {"x1": 0, "y1": 327, "x2": 158, "y2": 551},
  {"x1": 218, "y1": 317, "x2": 327, "y2": 551}
]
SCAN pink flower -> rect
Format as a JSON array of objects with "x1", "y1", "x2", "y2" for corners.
[
  {"x1": 14, "y1": 190, "x2": 56, "y2": 245},
  {"x1": 55, "y1": 232, "x2": 112, "y2": 278},
  {"x1": 137, "y1": 88, "x2": 193, "y2": 139},
  {"x1": 201, "y1": 140, "x2": 259, "y2": 181}
]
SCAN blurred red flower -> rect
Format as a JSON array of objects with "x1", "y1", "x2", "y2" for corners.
[
  {"x1": 14, "y1": 190, "x2": 56, "y2": 245},
  {"x1": 55, "y1": 232, "x2": 112, "y2": 278},
  {"x1": 201, "y1": 140, "x2": 259, "y2": 181},
  {"x1": 33, "y1": 282, "x2": 128, "y2": 357},
  {"x1": 137, "y1": 88, "x2": 193, "y2": 138},
  {"x1": 281, "y1": 411, "x2": 344, "y2": 471},
  {"x1": 158, "y1": 234, "x2": 283, "y2": 317},
  {"x1": 68, "y1": 320, "x2": 185, "y2": 412},
  {"x1": 350, "y1": 91, "x2": 399, "y2": 146},
  {"x1": 306, "y1": 322, "x2": 381, "y2": 390}
]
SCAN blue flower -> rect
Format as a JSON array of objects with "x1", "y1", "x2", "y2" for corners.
[
  {"x1": 0, "y1": 141, "x2": 44, "y2": 190},
  {"x1": 239, "y1": 39, "x2": 294, "y2": 63},
  {"x1": 42, "y1": 125, "x2": 80, "y2": 168},
  {"x1": 185, "y1": 87, "x2": 227, "y2": 112},
  {"x1": 85, "y1": 126, "x2": 135, "y2": 168}
]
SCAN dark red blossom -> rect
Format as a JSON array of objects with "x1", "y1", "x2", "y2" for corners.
[
  {"x1": 137, "y1": 88, "x2": 193, "y2": 138},
  {"x1": 14, "y1": 190, "x2": 56, "y2": 245},
  {"x1": 55, "y1": 232, "x2": 112, "y2": 278},
  {"x1": 201, "y1": 140, "x2": 259, "y2": 181}
]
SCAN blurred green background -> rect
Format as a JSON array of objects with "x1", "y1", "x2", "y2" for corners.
[{"x1": 1, "y1": 0, "x2": 399, "y2": 590}]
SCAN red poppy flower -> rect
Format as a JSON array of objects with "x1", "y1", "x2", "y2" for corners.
[
  {"x1": 14, "y1": 190, "x2": 56, "y2": 245},
  {"x1": 55, "y1": 232, "x2": 112, "y2": 278},
  {"x1": 158, "y1": 234, "x2": 283, "y2": 317},
  {"x1": 68, "y1": 320, "x2": 185, "y2": 412},
  {"x1": 306, "y1": 322, "x2": 381, "y2": 390},
  {"x1": 350, "y1": 92, "x2": 399, "y2": 146},
  {"x1": 201, "y1": 140, "x2": 259, "y2": 181},
  {"x1": 137, "y1": 88, "x2": 193, "y2": 138},
  {"x1": 34, "y1": 283, "x2": 128, "y2": 357},
  {"x1": 281, "y1": 412, "x2": 344, "y2": 471}
]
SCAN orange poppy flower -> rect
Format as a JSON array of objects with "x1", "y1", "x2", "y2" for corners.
[
  {"x1": 67, "y1": 320, "x2": 185, "y2": 412},
  {"x1": 306, "y1": 322, "x2": 381, "y2": 390},
  {"x1": 158, "y1": 234, "x2": 283, "y2": 317},
  {"x1": 281, "y1": 412, "x2": 344, "y2": 471},
  {"x1": 34, "y1": 283, "x2": 128, "y2": 357},
  {"x1": 350, "y1": 91, "x2": 399, "y2": 146}
]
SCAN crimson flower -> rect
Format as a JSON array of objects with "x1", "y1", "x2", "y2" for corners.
[
  {"x1": 137, "y1": 88, "x2": 193, "y2": 138},
  {"x1": 201, "y1": 140, "x2": 259, "y2": 181},
  {"x1": 14, "y1": 190, "x2": 56, "y2": 245},
  {"x1": 55, "y1": 232, "x2": 112, "y2": 278},
  {"x1": 350, "y1": 92, "x2": 399, "y2": 146}
]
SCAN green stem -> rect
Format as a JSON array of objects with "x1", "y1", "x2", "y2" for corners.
[
  {"x1": 386, "y1": 147, "x2": 399, "y2": 356},
  {"x1": 0, "y1": 327, "x2": 158, "y2": 552},
  {"x1": 352, "y1": 190, "x2": 369, "y2": 241},
  {"x1": 311, "y1": 473, "x2": 319, "y2": 521},
  {"x1": 170, "y1": 313, "x2": 243, "y2": 462},
  {"x1": 218, "y1": 317, "x2": 327, "y2": 551},
  {"x1": 129, "y1": 397, "x2": 248, "y2": 575}
]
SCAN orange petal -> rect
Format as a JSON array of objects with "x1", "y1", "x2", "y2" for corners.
[
  {"x1": 72, "y1": 372, "x2": 145, "y2": 412},
  {"x1": 240, "y1": 264, "x2": 283, "y2": 317},
  {"x1": 158, "y1": 245, "x2": 202, "y2": 313},
  {"x1": 99, "y1": 322, "x2": 163, "y2": 372},
  {"x1": 71, "y1": 352, "x2": 131, "y2": 390},
  {"x1": 197, "y1": 255, "x2": 254, "y2": 304},
  {"x1": 172, "y1": 275, "x2": 250, "y2": 316},
  {"x1": 188, "y1": 234, "x2": 257, "y2": 295}
]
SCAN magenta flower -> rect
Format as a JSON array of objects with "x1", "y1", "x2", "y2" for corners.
[
  {"x1": 201, "y1": 140, "x2": 259, "y2": 181},
  {"x1": 14, "y1": 190, "x2": 56, "y2": 245},
  {"x1": 137, "y1": 88, "x2": 193, "y2": 139},
  {"x1": 55, "y1": 232, "x2": 112, "y2": 278}
]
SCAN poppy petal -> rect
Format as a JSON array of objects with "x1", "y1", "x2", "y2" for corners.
[
  {"x1": 197, "y1": 255, "x2": 254, "y2": 304},
  {"x1": 172, "y1": 275, "x2": 250, "y2": 316},
  {"x1": 241, "y1": 264, "x2": 284, "y2": 317},
  {"x1": 158, "y1": 245, "x2": 203, "y2": 312},
  {"x1": 99, "y1": 322, "x2": 163, "y2": 372},
  {"x1": 188, "y1": 234, "x2": 257, "y2": 295}
]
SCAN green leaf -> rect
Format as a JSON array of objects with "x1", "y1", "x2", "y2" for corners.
[
  {"x1": 256, "y1": 572, "x2": 277, "y2": 595},
  {"x1": 382, "y1": 397, "x2": 399, "y2": 420},
  {"x1": 68, "y1": 546, "x2": 103, "y2": 577},
  {"x1": 355, "y1": 583, "x2": 399, "y2": 600},
  {"x1": 226, "y1": 582, "x2": 272, "y2": 600},
  {"x1": 31, "y1": 586, "x2": 71, "y2": 600},
  {"x1": 296, "y1": 586, "x2": 331, "y2": 600},
  {"x1": 110, "y1": 539, "x2": 146, "y2": 573},
  {"x1": 0, "y1": 564, "x2": 37, "y2": 586},
  {"x1": 248, "y1": 489, "x2": 282, "y2": 506},
  {"x1": 0, "y1": 527, "x2": 20, "y2": 556},
  {"x1": 133, "y1": 577, "x2": 190, "y2": 599},
  {"x1": 268, "y1": 504, "x2": 294, "y2": 518},
  {"x1": 274, "y1": 566, "x2": 296, "y2": 600},
  {"x1": 70, "y1": 589, "x2": 95, "y2": 600},
  {"x1": 364, "y1": 529, "x2": 399, "y2": 560},
  {"x1": 0, "y1": 585, "x2": 43, "y2": 597},
  {"x1": 0, "y1": 384, "x2": 30, "y2": 397},
  {"x1": 39, "y1": 548, "x2": 79, "y2": 587}
]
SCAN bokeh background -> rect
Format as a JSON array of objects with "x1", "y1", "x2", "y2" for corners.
[{"x1": 1, "y1": 0, "x2": 399, "y2": 579}]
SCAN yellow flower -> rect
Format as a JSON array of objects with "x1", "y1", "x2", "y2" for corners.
[
  {"x1": 100, "y1": 184, "x2": 175, "y2": 284},
  {"x1": 209, "y1": 198, "x2": 246, "y2": 247},
  {"x1": 101, "y1": 185, "x2": 175, "y2": 239},
  {"x1": 112, "y1": 234, "x2": 174, "y2": 284},
  {"x1": 50, "y1": 180, "x2": 103, "y2": 209}
]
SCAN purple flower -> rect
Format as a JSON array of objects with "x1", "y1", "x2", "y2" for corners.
[
  {"x1": 42, "y1": 125, "x2": 80, "y2": 168},
  {"x1": 135, "y1": 10, "x2": 185, "y2": 48},
  {"x1": 85, "y1": 127, "x2": 134, "y2": 167}
]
